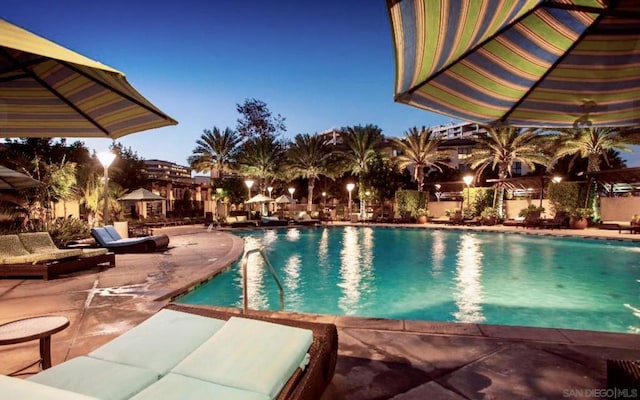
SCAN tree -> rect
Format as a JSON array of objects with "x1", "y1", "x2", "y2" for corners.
[
  {"x1": 236, "y1": 98, "x2": 286, "y2": 140},
  {"x1": 549, "y1": 127, "x2": 638, "y2": 173},
  {"x1": 362, "y1": 154, "x2": 405, "y2": 218},
  {"x1": 468, "y1": 126, "x2": 550, "y2": 216},
  {"x1": 285, "y1": 133, "x2": 332, "y2": 211},
  {"x1": 188, "y1": 127, "x2": 241, "y2": 177},
  {"x1": 109, "y1": 143, "x2": 147, "y2": 190},
  {"x1": 392, "y1": 126, "x2": 450, "y2": 191},
  {"x1": 237, "y1": 136, "x2": 286, "y2": 195},
  {"x1": 340, "y1": 125, "x2": 383, "y2": 218}
]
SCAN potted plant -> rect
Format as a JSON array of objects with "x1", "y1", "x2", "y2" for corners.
[
  {"x1": 413, "y1": 208, "x2": 429, "y2": 224},
  {"x1": 480, "y1": 207, "x2": 499, "y2": 226},
  {"x1": 568, "y1": 207, "x2": 593, "y2": 229}
]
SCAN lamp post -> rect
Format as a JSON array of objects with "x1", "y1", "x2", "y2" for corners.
[
  {"x1": 288, "y1": 187, "x2": 295, "y2": 218},
  {"x1": 322, "y1": 191, "x2": 326, "y2": 209},
  {"x1": 245, "y1": 179, "x2": 254, "y2": 219},
  {"x1": 97, "y1": 151, "x2": 116, "y2": 226},
  {"x1": 346, "y1": 183, "x2": 355, "y2": 216},
  {"x1": 267, "y1": 186, "x2": 273, "y2": 215},
  {"x1": 435, "y1": 184, "x2": 442, "y2": 202},
  {"x1": 463, "y1": 175, "x2": 473, "y2": 216}
]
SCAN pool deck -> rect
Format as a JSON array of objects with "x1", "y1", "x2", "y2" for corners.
[{"x1": 0, "y1": 222, "x2": 639, "y2": 399}]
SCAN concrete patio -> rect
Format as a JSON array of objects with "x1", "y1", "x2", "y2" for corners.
[{"x1": 0, "y1": 224, "x2": 638, "y2": 399}]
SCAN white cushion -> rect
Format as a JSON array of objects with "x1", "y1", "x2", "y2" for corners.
[
  {"x1": 172, "y1": 317, "x2": 313, "y2": 398},
  {"x1": 130, "y1": 373, "x2": 269, "y2": 400},
  {"x1": 28, "y1": 356, "x2": 158, "y2": 400},
  {"x1": 89, "y1": 309, "x2": 225, "y2": 374},
  {"x1": 0, "y1": 374, "x2": 98, "y2": 400}
]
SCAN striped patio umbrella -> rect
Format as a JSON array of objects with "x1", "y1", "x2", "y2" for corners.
[
  {"x1": 0, "y1": 19, "x2": 177, "y2": 138},
  {"x1": 387, "y1": 0, "x2": 640, "y2": 128}
]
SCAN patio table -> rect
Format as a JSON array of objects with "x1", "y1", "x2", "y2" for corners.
[{"x1": 0, "y1": 315, "x2": 69, "y2": 374}]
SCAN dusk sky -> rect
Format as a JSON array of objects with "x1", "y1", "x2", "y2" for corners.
[{"x1": 4, "y1": 0, "x2": 640, "y2": 168}]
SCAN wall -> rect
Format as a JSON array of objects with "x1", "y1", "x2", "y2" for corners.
[
  {"x1": 600, "y1": 197, "x2": 640, "y2": 222},
  {"x1": 428, "y1": 200, "x2": 462, "y2": 218},
  {"x1": 503, "y1": 199, "x2": 551, "y2": 219}
]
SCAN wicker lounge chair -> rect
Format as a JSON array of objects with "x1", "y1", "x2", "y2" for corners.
[
  {"x1": 0, "y1": 233, "x2": 114, "y2": 280},
  {"x1": 8, "y1": 303, "x2": 337, "y2": 400},
  {"x1": 91, "y1": 226, "x2": 169, "y2": 254}
]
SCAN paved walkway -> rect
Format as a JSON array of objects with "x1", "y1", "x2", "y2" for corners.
[{"x1": 0, "y1": 223, "x2": 638, "y2": 399}]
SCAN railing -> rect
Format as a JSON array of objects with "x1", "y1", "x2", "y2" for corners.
[{"x1": 241, "y1": 248, "x2": 285, "y2": 313}]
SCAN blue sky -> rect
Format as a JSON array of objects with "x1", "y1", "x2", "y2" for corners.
[{"x1": 4, "y1": 0, "x2": 640, "y2": 168}]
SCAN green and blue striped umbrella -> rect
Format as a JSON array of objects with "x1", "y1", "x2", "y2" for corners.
[
  {"x1": 0, "y1": 19, "x2": 177, "y2": 139},
  {"x1": 387, "y1": 0, "x2": 640, "y2": 128}
]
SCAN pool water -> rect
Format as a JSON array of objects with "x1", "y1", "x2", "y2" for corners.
[{"x1": 179, "y1": 226, "x2": 640, "y2": 334}]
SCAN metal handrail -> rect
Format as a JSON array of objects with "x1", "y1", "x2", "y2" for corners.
[{"x1": 241, "y1": 248, "x2": 285, "y2": 313}]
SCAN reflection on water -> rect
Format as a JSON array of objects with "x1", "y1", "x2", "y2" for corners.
[
  {"x1": 318, "y1": 228, "x2": 329, "y2": 269},
  {"x1": 453, "y1": 233, "x2": 485, "y2": 323},
  {"x1": 431, "y1": 230, "x2": 445, "y2": 274},
  {"x1": 286, "y1": 228, "x2": 301, "y2": 241},
  {"x1": 338, "y1": 226, "x2": 375, "y2": 315},
  {"x1": 284, "y1": 255, "x2": 302, "y2": 306},
  {"x1": 243, "y1": 250, "x2": 268, "y2": 310}
]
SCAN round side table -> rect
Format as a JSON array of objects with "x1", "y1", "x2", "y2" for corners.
[{"x1": 0, "y1": 315, "x2": 69, "y2": 374}]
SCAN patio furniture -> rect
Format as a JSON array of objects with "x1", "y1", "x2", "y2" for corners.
[
  {"x1": 221, "y1": 215, "x2": 258, "y2": 228},
  {"x1": 0, "y1": 234, "x2": 113, "y2": 280},
  {"x1": 0, "y1": 315, "x2": 69, "y2": 374},
  {"x1": 539, "y1": 211, "x2": 567, "y2": 229},
  {"x1": 91, "y1": 226, "x2": 169, "y2": 253},
  {"x1": 1, "y1": 304, "x2": 337, "y2": 400},
  {"x1": 260, "y1": 216, "x2": 290, "y2": 227}
]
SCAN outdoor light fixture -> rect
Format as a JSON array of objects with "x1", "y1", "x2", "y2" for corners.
[
  {"x1": 97, "y1": 151, "x2": 116, "y2": 226},
  {"x1": 552, "y1": 176, "x2": 562, "y2": 183},
  {"x1": 267, "y1": 186, "x2": 273, "y2": 197},
  {"x1": 244, "y1": 179, "x2": 254, "y2": 198},
  {"x1": 463, "y1": 175, "x2": 473, "y2": 213},
  {"x1": 346, "y1": 183, "x2": 355, "y2": 214},
  {"x1": 322, "y1": 191, "x2": 326, "y2": 208},
  {"x1": 288, "y1": 187, "x2": 295, "y2": 217}
]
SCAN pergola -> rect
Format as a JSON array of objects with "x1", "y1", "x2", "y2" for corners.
[{"x1": 586, "y1": 167, "x2": 640, "y2": 196}]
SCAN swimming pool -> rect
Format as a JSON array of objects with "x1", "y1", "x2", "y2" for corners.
[{"x1": 179, "y1": 226, "x2": 640, "y2": 334}]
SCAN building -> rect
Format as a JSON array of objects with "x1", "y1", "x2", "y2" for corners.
[{"x1": 143, "y1": 160, "x2": 213, "y2": 217}]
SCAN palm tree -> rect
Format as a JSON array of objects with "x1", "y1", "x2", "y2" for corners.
[
  {"x1": 468, "y1": 126, "x2": 550, "y2": 216},
  {"x1": 188, "y1": 127, "x2": 241, "y2": 178},
  {"x1": 237, "y1": 136, "x2": 285, "y2": 194},
  {"x1": 340, "y1": 125, "x2": 383, "y2": 218},
  {"x1": 285, "y1": 134, "x2": 332, "y2": 211},
  {"x1": 392, "y1": 126, "x2": 450, "y2": 191},
  {"x1": 549, "y1": 127, "x2": 639, "y2": 173}
]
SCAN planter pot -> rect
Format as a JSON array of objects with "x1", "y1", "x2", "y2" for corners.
[
  {"x1": 483, "y1": 216, "x2": 496, "y2": 226},
  {"x1": 417, "y1": 215, "x2": 428, "y2": 224},
  {"x1": 569, "y1": 217, "x2": 588, "y2": 229}
]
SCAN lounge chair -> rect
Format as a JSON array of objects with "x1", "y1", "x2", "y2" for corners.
[
  {"x1": 91, "y1": 225, "x2": 169, "y2": 254},
  {"x1": 221, "y1": 215, "x2": 258, "y2": 228},
  {"x1": 260, "y1": 216, "x2": 290, "y2": 227},
  {"x1": 539, "y1": 211, "x2": 567, "y2": 229},
  {"x1": 0, "y1": 233, "x2": 114, "y2": 280},
  {"x1": 6, "y1": 304, "x2": 337, "y2": 400},
  {"x1": 446, "y1": 210, "x2": 463, "y2": 225}
]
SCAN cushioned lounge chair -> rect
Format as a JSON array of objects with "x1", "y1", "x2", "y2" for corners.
[
  {"x1": 0, "y1": 233, "x2": 113, "y2": 280},
  {"x1": 221, "y1": 215, "x2": 258, "y2": 228},
  {"x1": 294, "y1": 213, "x2": 320, "y2": 226},
  {"x1": 260, "y1": 216, "x2": 290, "y2": 227},
  {"x1": 9, "y1": 304, "x2": 337, "y2": 400},
  {"x1": 91, "y1": 226, "x2": 169, "y2": 254}
]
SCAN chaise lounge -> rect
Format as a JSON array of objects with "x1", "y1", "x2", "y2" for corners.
[
  {"x1": 1, "y1": 303, "x2": 338, "y2": 400},
  {"x1": 0, "y1": 233, "x2": 115, "y2": 280},
  {"x1": 91, "y1": 225, "x2": 170, "y2": 254}
]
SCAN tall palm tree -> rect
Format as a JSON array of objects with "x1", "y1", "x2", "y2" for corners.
[
  {"x1": 550, "y1": 127, "x2": 638, "y2": 173},
  {"x1": 237, "y1": 136, "x2": 285, "y2": 195},
  {"x1": 340, "y1": 125, "x2": 383, "y2": 218},
  {"x1": 392, "y1": 126, "x2": 450, "y2": 191},
  {"x1": 285, "y1": 133, "x2": 332, "y2": 211},
  {"x1": 468, "y1": 126, "x2": 550, "y2": 216},
  {"x1": 188, "y1": 127, "x2": 241, "y2": 178}
]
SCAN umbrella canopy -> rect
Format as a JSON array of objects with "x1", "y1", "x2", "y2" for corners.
[
  {"x1": 0, "y1": 165, "x2": 42, "y2": 190},
  {"x1": 273, "y1": 194, "x2": 293, "y2": 204},
  {"x1": 0, "y1": 18, "x2": 177, "y2": 138},
  {"x1": 117, "y1": 188, "x2": 165, "y2": 201},
  {"x1": 245, "y1": 193, "x2": 273, "y2": 203},
  {"x1": 387, "y1": 0, "x2": 640, "y2": 127}
]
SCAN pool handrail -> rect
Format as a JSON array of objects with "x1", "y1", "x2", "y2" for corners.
[{"x1": 241, "y1": 247, "x2": 285, "y2": 313}]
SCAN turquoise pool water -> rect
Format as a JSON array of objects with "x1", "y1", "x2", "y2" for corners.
[{"x1": 179, "y1": 226, "x2": 640, "y2": 334}]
